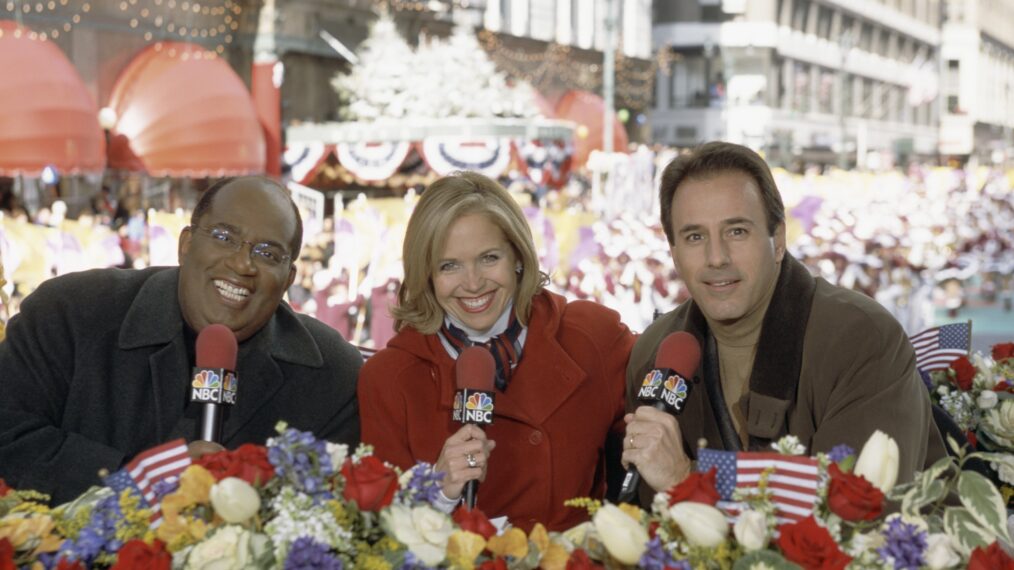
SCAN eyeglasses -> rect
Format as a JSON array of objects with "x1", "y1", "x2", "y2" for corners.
[{"x1": 189, "y1": 225, "x2": 291, "y2": 268}]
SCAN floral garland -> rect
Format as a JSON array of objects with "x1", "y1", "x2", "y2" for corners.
[
  {"x1": 1, "y1": 426, "x2": 1012, "y2": 568},
  {"x1": 923, "y1": 341, "x2": 1014, "y2": 505}
]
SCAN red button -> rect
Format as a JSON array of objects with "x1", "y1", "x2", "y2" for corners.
[{"x1": 528, "y1": 431, "x2": 543, "y2": 445}]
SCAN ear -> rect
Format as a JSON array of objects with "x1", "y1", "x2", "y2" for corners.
[
  {"x1": 178, "y1": 226, "x2": 193, "y2": 264},
  {"x1": 286, "y1": 263, "x2": 297, "y2": 290},
  {"x1": 773, "y1": 222, "x2": 787, "y2": 263}
]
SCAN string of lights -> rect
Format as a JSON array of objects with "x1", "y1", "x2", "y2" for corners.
[{"x1": 0, "y1": 0, "x2": 90, "y2": 41}]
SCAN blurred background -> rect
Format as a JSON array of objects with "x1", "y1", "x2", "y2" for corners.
[{"x1": 0, "y1": 0, "x2": 1012, "y2": 352}]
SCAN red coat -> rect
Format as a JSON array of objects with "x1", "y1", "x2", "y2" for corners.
[{"x1": 359, "y1": 291, "x2": 634, "y2": 531}]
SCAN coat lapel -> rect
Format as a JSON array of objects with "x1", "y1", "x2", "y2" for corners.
[{"x1": 745, "y1": 254, "x2": 816, "y2": 448}]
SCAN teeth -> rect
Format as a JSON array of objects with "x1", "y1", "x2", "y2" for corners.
[
  {"x1": 461, "y1": 293, "x2": 492, "y2": 309},
  {"x1": 215, "y1": 280, "x2": 250, "y2": 302}
]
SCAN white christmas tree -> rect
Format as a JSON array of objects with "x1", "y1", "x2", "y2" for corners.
[{"x1": 332, "y1": 14, "x2": 538, "y2": 121}]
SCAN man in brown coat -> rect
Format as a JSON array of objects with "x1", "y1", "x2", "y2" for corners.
[{"x1": 621, "y1": 142, "x2": 946, "y2": 498}]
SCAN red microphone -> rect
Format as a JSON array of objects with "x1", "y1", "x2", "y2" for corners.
[
  {"x1": 453, "y1": 347, "x2": 496, "y2": 508},
  {"x1": 190, "y1": 324, "x2": 239, "y2": 443},
  {"x1": 618, "y1": 331, "x2": 702, "y2": 503}
]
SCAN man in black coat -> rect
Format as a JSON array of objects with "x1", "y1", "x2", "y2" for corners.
[{"x1": 0, "y1": 177, "x2": 361, "y2": 504}]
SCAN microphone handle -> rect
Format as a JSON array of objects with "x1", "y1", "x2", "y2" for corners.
[
  {"x1": 199, "y1": 402, "x2": 223, "y2": 443},
  {"x1": 464, "y1": 479, "x2": 478, "y2": 509}
]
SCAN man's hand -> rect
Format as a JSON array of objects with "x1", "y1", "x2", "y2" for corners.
[
  {"x1": 622, "y1": 406, "x2": 691, "y2": 492},
  {"x1": 187, "y1": 440, "x2": 225, "y2": 459}
]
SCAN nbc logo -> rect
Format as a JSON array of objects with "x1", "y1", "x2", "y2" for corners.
[
  {"x1": 222, "y1": 372, "x2": 237, "y2": 392},
  {"x1": 453, "y1": 392, "x2": 463, "y2": 411},
  {"x1": 641, "y1": 370, "x2": 663, "y2": 388},
  {"x1": 664, "y1": 375, "x2": 688, "y2": 399},
  {"x1": 465, "y1": 393, "x2": 494, "y2": 411},
  {"x1": 192, "y1": 370, "x2": 221, "y2": 389}
]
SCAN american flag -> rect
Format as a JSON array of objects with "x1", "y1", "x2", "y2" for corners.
[
  {"x1": 103, "y1": 439, "x2": 191, "y2": 527},
  {"x1": 909, "y1": 322, "x2": 971, "y2": 373},
  {"x1": 696, "y1": 449, "x2": 821, "y2": 525}
]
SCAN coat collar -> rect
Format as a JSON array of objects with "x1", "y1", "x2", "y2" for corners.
[
  {"x1": 390, "y1": 291, "x2": 588, "y2": 427},
  {"x1": 683, "y1": 254, "x2": 816, "y2": 447}
]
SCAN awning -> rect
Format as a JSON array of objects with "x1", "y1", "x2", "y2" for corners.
[
  {"x1": 107, "y1": 42, "x2": 265, "y2": 177},
  {"x1": 0, "y1": 22, "x2": 105, "y2": 176},
  {"x1": 554, "y1": 90, "x2": 629, "y2": 167}
]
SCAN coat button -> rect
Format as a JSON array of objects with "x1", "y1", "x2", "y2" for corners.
[{"x1": 528, "y1": 430, "x2": 542, "y2": 445}]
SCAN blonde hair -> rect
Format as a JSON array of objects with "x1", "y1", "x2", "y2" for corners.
[{"x1": 393, "y1": 171, "x2": 549, "y2": 334}]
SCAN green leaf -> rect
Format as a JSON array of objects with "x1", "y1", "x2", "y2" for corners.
[
  {"x1": 919, "y1": 456, "x2": 956, "y2": 486},
  {"x1": 943, "y1": 507, "x2": 995, "y2": 554},
  {"x1": 902, "y1": 479, "x2": 947, "y2": 517},
  {"x1": 957, "y1": 470, "x2": 1011, "y2": 542},
  {"x1": 732, "y1": 550, "x2": 803, "y2": 570},
  {"x1": 945, "y1": 434, "x2": 965, "y2": 457}
]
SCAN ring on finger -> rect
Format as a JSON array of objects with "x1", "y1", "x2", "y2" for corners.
[
  {"x1": 466, "y1": 453, "x2": 478, "y2": 468},
  {"x1": 628, "y1": 435, "x2": 635, "y2": 448}
]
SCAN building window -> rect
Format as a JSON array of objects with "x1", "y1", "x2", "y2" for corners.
[{"x1": 947, "y1": 95, "x2": 961, "y2": 113}]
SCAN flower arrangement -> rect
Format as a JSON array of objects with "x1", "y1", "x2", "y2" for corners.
[
  {"x1": 923, "y1": 342, "x2": 1014, "y2": 502},
  {"x1": 2, "y1": 426, "x2": 1012, "y2": 569}
]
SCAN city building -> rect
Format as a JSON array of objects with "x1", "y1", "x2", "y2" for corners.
[
  {"x1": 651, "y1": 0, "x2": 942, "y2": 168},
  {"x1": 939, "y1": 0, "x2": 1014, "y2": 164}
]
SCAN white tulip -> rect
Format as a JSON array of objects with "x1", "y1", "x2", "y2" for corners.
[
  {"x1": 209, "y1": 478, "x2": 261, "y2": 524},
  {"x1": 382, "y1": 504, "x2": 454, "y2": 566},
  {"x1": 668, "y1": 502, "x2": 729, "y2": 548},
  {"x1": 924, "y1": 533, "x2": 961, "y2": 569},
  {"x1": 733, "y1": 510, "x2": 768, "y2": 551},
  {"x1": 854, "y1": 430, "x2": 900, "y2": 492},
  {"x1": 977, "y1": 390, "x2": 999, "y2": 410},
  {"x1": 593, "y1": 504, "x2": 649, "y2": 565}
]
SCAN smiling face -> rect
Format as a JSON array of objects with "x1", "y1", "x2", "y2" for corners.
[
  {"x1": 669, "y1": 170, "x2": 785, "y2": 325},
  {"x1": 432, "y1": 212, "x2": 519, "y2": 333},
  {"x1": 177, "y1": 179, "x2": 297, "y2": 341}
]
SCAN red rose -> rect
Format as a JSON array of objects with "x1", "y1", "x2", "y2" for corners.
[
  {"x1": 948, "y1": 356, "x2": 976, "y2": 391},
  {"x1": 0, "y1": 538, "x2": 15, "y2": 570},
  {"x1": 477, "y1": 559, "x2": 509, "y2": 570},
  {"x1": 453, "y1": 506, "x2": 497, "y2": 540},
  {"x1": 195, "y1": 444, "x2": 275, "y2": 486},
  {"x1": 826, "y1": 463, "x2": 885, "y2": 521},
  {"x1": 0, "y1": 479, "x2": 11, "y2": 498},
  {"x1": 341, "y1": 456, "x2": 398, "y2": 512},
  {"x1": 667, "y1": 467, "x2": 720, "y2": 506},
  {"x1": 993, "y1": 342, "x2": 1014, "y2": 363},
  {"x1": 111, "y1": 539, "x2": 171, "y2": 570},
  {"x1": 566, "y1": 549, "x2": 604, "y2": 569},
  {"x1": 968, "y1": 542, "x2": 1014, "y2": 570},
  {"x1": 966, "y1": 430, "x2": 978, "y2": 449},
  {"x1": 55, "y1": 559, "x2": 85, "y2": 570},
  {"x1": 776, "y1": 516, "x2": 852, "y2": 570}
]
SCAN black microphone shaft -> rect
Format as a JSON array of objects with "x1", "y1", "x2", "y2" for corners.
[{"x1": 464, "y1": 479, "x2": 478, "y2": 509}]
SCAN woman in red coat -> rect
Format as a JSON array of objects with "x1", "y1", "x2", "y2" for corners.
[{"x1": 358, "y1": 172, "x2": 634, "y2": 531}]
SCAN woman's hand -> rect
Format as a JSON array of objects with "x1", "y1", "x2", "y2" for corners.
[{"x1": 434, "y1": 424, "x2": 496, "y2": 500}]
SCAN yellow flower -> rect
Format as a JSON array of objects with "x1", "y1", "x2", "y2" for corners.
[
  {"x1": 446, "y1": 530, "x2": 485, "y2": 569},
  {"x1": 354, "y1": 553, "x2": 393, "y2": 570},
  {"x1": 539, "y1": 542, "x2": 571, "y2": 570},
  {"x1": 177, "y1": 465, "x2": 215, "y2": 504},
  {"x1": 529, "y1": 523, "x2": 550, "y2": 553},
  {"x1": 0, "y1": 513, "x2": 62, "y2": 555},
  {"x1": 563, "y1": 497, "x2": 601, "y2": 516},
  {"x1": 618, "y1": 503, "x2": 644, "y2": 522},
  {"x1": 157, "y1": 465, "x2": 215, "y2": 547},
  {"x1": 486, "y1": 527, "x2": 528, "y2": 560}
]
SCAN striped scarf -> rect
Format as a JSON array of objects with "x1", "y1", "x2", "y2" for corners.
[{"x1": 440, "y1": 313, "x2": 524, "y2": 392}]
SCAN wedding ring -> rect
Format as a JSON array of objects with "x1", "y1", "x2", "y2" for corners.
[
  {"x1": 629, "y1": 435, "x2": 635, "y2": 448},
  {"x1": 466, "y1": 453, "x2": 478, "y2": 468}
]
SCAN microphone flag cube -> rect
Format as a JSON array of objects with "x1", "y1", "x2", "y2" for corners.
[
  {"x1": 189, "y1": 367, "x2": 238, "y2": 405},
  {"x1": 452, "y1": 389, "x2": 495, "y2": 426},
  {"x1": 637, "y1": 367, "x2": 692, "y2": 414}
]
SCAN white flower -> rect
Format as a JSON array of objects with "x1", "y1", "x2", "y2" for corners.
[
  {"x1": 210, "y1": 478, "x2": 261, "y2": 524},
  {"x1": 593, "y1": 504, "x2": 649, "y2": 565},
  {"x1": 977, "y1": 390, "x2": 999, "y2": 410},
  {"x1": 854, "y1": 430, "x2": 900, "y2": 492},
  {"x1": 265, "y1": 488, "x2": 352, "y2": 562},
  {"x1": 771, "y1": 435, "x2": 806, "y2": 455},
  {"x1": 668, "y1": 502, "x2": 729, "y2": 548},
  {"x1": 924, "y1": 533, "x2": 961, "y2": 569},
  {"x1": 982, "y1": 400, "x2": 1014, "y2": 448},
  {"x1": 382, "y1": 504, "x2": 454, "y2": 566},
  {"x1": 989, "y1": 454, "x2": 1014, "y2": 485},
  {"x1": 733, "y1": 510, "x2": 769, "y2": 551},
  {"x1": 185, "y1": 525, "x2": 271, "y2": 570},
  {"x1": 326, "y1": 442, "x2": 349, "y2": 469}
]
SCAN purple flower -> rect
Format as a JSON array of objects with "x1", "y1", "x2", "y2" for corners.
[
  {"x1": 398, "y1": 551, "x2": 434, "y2": 569},
  {"x1": 54, "y1": 493, "x2": 125, "y2": 566},
  {"x1": 269, "y1": 427, "x2": 335, "y2": 502},
  {"x1": 877, "y1": 517, "x2": 927, "y2": 569},
  {"x1": 395, "y1": 462, "x2": 446, "y2": 506},
  {"x1": 827, "y1": 444, "x2": 856, "y2": 464},
  {"x1": 151, "y1": 478, "x2": 180, "y2": 501},
  {"x1": 639, "y1": 536, "x2": 689, "y2": 570},
  {"x1": 284, "y1": 537, "x2": 343, "y2": 570}
]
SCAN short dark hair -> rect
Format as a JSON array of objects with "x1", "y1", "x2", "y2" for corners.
[
  {"x1": 658, "y1": 142, "x2": 785, "y2": 245},
  {"x1": 191, "y1": 176, "x2": 303, "y2": 260}
]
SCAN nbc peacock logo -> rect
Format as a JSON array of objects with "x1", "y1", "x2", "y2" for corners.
[
  {"x1": 222, "y1": 372, "x2": 237, "y2": 392},
  {"x1": 465, "y1": 392, "x2": 494, "y2": 412},
  {"x1": 192, "y1": 370, "x2": 221, "y2": 389},
  {"x1": 641, "y1": 370, "x2": 663, "y2": 388},
  {"x1": 453, "y1": 392, "x2": 463, "y2": 411},
  {"x1": 663, "y1": 375, "x2": 688, "y2": 399}
]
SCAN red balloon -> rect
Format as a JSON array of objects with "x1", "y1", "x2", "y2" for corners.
[{"x1": 553, "y1": 90, "x2": 628, "y2": 167}]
